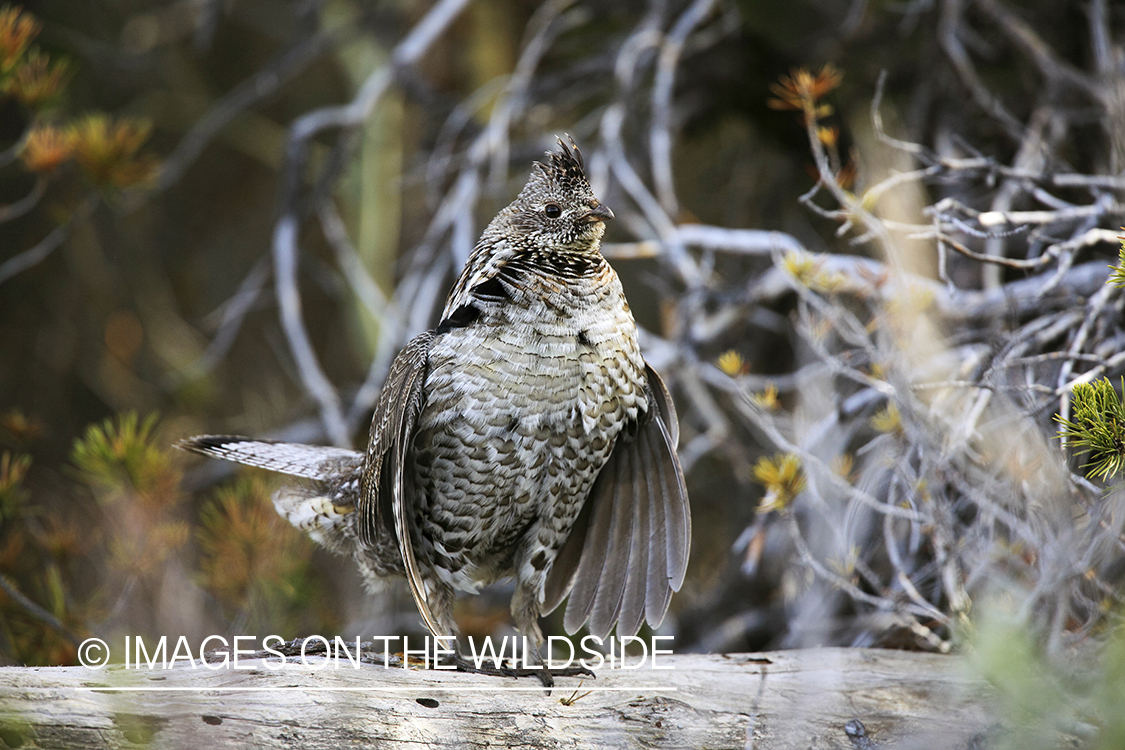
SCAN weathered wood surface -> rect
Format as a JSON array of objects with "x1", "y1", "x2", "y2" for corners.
[{"x1": 0, "y1": 649, "x2": 998, "y2": 749}]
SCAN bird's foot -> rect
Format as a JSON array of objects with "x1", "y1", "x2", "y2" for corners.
[{"x1": 450, "y1": 655, "x2": 595, "y2": 688}]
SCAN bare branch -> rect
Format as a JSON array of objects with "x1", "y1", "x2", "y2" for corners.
[
  {"x1": 0, "y1": 574, "x2": 81, "y2": 648},
  {"x1": 974, "y1": 0, "x2": 1100, "y2": 101},
  {"x1": 170, "y1": 258, "x2": 270, "y2": 385},
  {"x1": 650, "y1": 0, "x2": 719, "y2": 216},
  {"x1": 0, "y1": 194, "x2": 98, "y2": 287},
  {"x1": 270, "y1": 0, "x2": 472, "y2": 446},
  {"x1": 154, "y1": 27, "x2": 341, "y2": 192},
  {"x1": 0, "y1": 176, "x2": 46, "y2": 224},
  {"x1": 938, "y1": 0, "x2": 1025, "y2": 139}
]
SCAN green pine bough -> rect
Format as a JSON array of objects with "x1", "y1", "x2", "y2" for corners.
[
  {"x1": 1054, "y1": 237, "x2": 1125, "y2": 481},
  {"x1": 1110, "y1": 239, "x2": 1125, "y2": 289},
  {"x1": 1056, "y1": 379, "x2": 1125, "y2": 481}
]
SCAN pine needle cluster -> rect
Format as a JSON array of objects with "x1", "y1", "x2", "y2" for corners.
[
  {"x1": 1056, "y1": 380, "x2": 1125, "y2": 481},
  {"x1": 197, "y1": 475, "x2": 320, "y2": 634}
]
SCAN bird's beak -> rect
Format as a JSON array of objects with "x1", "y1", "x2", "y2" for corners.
[{"x1": 584, "y1": 201, "x2": 615, "y2": 223}]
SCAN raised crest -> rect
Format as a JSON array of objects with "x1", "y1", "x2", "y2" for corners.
[{"x1": 540, "y1": 134, "x2": 588, "y2": 191}]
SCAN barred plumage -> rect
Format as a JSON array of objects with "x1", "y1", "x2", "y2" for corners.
[{"x1": 179, "y1": 136, "x2": 690, "y2": 673}]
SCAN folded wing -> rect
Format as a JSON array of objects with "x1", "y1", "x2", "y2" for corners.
[{"x1": 358, "y1": 331, "x2": 442, "y2": 637}]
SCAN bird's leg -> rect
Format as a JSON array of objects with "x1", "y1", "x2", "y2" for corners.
[
  {"x1": 510, "y1": 584, "x2": 595, "y2": 688},
  {"x1": 421, "y1": 583, "x2": 527, "y2": 678},
  {"x1": 449, "y1": 638, "x2": 572, "y2": 688},
  {"x1": 445, "y1": 605, "x2": 551, "y2": 683},
  {"x1": 420, "y1": 580, "x2": 469, "y2": 670},
  {"x1": 418, "y1": 573, "x2": 540, "y2": 680},
  {"x1": 443, "y1": 586, "x2": 593, "y2": 688}
]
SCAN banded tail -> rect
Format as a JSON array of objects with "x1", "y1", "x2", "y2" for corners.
[
  {"x1": 177, "y1": 435, "x2": 364, "y2": 552},
  {"x1": 177, "y1": 435, "x2": 362, "y2": 481}
]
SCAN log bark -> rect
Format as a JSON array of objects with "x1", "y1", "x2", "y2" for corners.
[{"x1": 0, "y1": 648, "x2": 999, "y2": 749}]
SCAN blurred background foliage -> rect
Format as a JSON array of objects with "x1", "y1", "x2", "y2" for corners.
[{"x1": 3, "y1": 0, "x2": 1125, "y2": 744}]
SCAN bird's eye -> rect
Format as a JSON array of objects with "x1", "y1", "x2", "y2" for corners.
[{"x1": 544, "y1": 203, "x2": 562, "y2": 218}]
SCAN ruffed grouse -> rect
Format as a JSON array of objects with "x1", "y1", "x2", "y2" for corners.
[{"x1": 180, "y1": 136, "x2": 690, "y2": 678}]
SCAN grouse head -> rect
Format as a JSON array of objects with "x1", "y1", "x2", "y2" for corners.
[{"x1": 503, "y1": 135, "x2": 614, "y2": 252}]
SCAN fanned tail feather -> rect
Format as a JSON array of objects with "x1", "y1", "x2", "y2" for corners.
[{"x1": 177, "y1": 435, "x2": 362, "y2": 480}]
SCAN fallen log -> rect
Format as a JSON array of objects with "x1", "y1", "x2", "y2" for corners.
[{"x1": 0, "y1": 648, "x2": 999, "y2": 749}]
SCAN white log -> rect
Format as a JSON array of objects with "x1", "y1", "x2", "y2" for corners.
[{"x1": 0, "y1": 648, "x2": 999, "y2": 749}]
